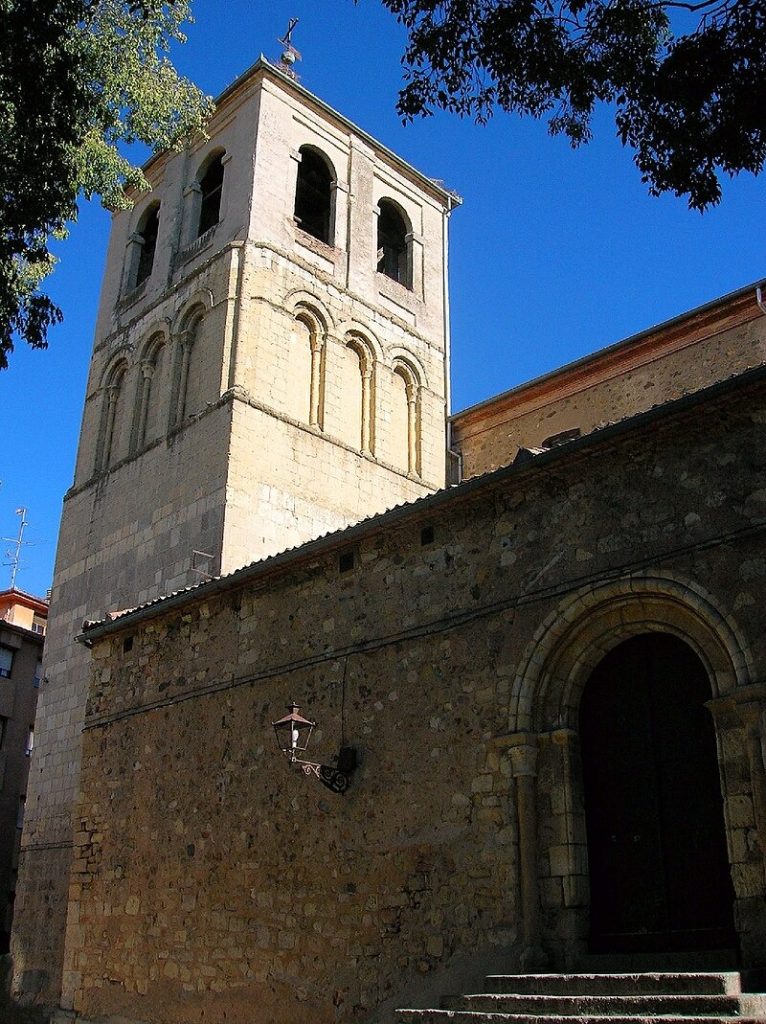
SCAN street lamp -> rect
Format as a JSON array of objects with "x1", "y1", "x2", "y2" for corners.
[{"x1": 272, "y1": 702, "x2": 356, "y2": 795}]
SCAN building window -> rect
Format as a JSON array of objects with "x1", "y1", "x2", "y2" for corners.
[
  {"x1": 134, "y1": 204, "x2": 160, "y2": 287},
  {"x1": 16, "y1": 796, "x2": 25, "y2": 830},
  {"x1": 294, "y1": 147, "x2": 334, "y2": 244},
  {"x1": 33, "y1": 660, "x2": 42, "y2": 688},
  {"x1": 197, "y1": 154, "x2": 225, "y2": 237},
  {"x1": 0, "y1": 646, "x2": 14, "y2": 679},
  {"x1": 25, "y1": 726, "x2": 33, "y2": 757},
  {"x1": 31, "y1": 615, "x2": 46, "y2": 636},
  {"x1": 377, "y1": 199, "x2": 411, "y2": 288},
  {"x1": 0, "y1": 717, "x2": 7, "y2": 749}
]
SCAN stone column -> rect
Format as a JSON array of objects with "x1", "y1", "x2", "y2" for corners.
[
  {"x1": 735, "y1": 697, "x2": 766, "y2": 873},
  {"x1": 507, "y1": 732, "x2": 545, "y2": 968},
  {"x1": 707, "y1": 683, "x2": 766, "y2": 967},
  {"x1": 134, "y1": 360, "x2": 155, "y2": 450},
  {"x1": 360, "y1": 364, "x2": 373, "y2": 454},
  {"x1": 100, "y1": 384, "x2": 120, "y2": 470},
  {"x1": 173, "y1": 331, "x2": 193, "y2": 427},
  {"x1": 309, "y1": 333, "x2": 324, "y2": 429},
  {"x1": 405, "y1": 381, "x2": 419, "y2": 476}
]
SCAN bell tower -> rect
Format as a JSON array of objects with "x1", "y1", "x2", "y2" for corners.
[{"x1": 11, "y1": 58, "x2": 458, "y2": 1009}]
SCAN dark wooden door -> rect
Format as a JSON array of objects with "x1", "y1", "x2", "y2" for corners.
[{"x1": 580, "y1": 633, "x2": 736, "y2": 952}]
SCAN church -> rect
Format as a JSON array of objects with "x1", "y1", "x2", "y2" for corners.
[{"x1": 9, "y1": 56, "x2": 766, "y2": 1024}]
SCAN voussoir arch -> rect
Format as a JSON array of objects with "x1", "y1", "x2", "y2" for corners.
[
  {"x1": 172, "y1": 289, "x2": 214, "y2": 334},
  {"x1": 285, "y1": 289, "x2": 334, "y2": 328},
  {"x1": 388, "y1": 349, "x2": 427, "y2": 391},
  {"x1": 136, "y1": 323, "x2": 170, "y2": 363},
  {"x1": 337, "y1": 321, "x2": 382, "y2": 363},
  {"x1": 98, "y1": 349, "x2": 132, "y2": 390},
  {"x1": 509, "y1": 570, "x2": 754, "y2": 735}
]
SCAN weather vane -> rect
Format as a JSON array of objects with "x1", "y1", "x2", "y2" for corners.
[{"x1": 277, "y1": 18, "x2": 301, "y2": 80}]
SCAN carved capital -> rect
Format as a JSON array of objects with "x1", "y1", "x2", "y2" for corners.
[{"x1": 496, "y1": 733, "x2": 540, "y2": 778}]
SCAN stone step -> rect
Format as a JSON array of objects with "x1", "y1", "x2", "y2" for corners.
[
  {"x1": 572, "y1": 951, "x2": 739, "y2": 973},
  {"x1": 482, "y1": 972, "x2": 740, "y2": 996},
  {"x1": 443, "y1": 994, "x2": 741, "y2": 1016},
  {"x1": 397, "y1": 1012, "x2": 764, "y2": 1024}
]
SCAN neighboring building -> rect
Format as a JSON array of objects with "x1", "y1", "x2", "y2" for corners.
[
  {"x1": 10, "y1": 53, "x2": 766, "y2": 1024},
  {"x1": 0, "y1": 589, "x2": 46, "y2": 954}
]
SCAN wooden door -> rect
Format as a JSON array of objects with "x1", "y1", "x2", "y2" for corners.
[{"x1": 580, "y1": 633, "x2": 736, "y2": 952}]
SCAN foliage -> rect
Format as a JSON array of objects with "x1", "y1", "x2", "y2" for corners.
[
  {"x1": 381, "y1": 0, "x2": 766, "y2": 209},
  {"x1": 0, "y1": 0, "x2": 212, "y2": 368}
]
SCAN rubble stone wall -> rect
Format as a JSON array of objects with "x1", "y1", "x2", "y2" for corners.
[{"x1": 68, "y1": 377, "x2": 766, "y2": 1024}]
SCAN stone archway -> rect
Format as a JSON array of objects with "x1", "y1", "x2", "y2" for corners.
[{"x1": 500, "y1": 572, "x2": 765, "y2": 967}]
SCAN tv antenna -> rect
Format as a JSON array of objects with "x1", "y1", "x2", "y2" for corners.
[
  {"x1": 277, "y1": 18, "x2": 301, "y2": 80},
  {"x1": 2, "y1": 507, "x2": 31, "y2": 589}
]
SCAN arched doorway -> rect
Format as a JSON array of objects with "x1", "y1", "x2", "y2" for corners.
[{"x1": 580, "y1": 633, "x2": 736, "y2": 952}]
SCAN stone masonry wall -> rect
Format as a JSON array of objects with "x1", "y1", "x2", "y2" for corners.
[
  {"x1": 12, "y1": 402, "x2": 232, "y2": 1005},
  {"x1": 67, "y1": 376, "x2": 766, "y2": 1024}
]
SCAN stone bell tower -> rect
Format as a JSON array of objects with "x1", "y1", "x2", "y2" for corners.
[{"x1": 12, "y1": 57, "x2": 458, "y2": 1009}]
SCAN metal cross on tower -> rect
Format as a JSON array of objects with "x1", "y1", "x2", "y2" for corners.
[{"x1": 277, "y1": 18, "x2": 302, "y2": 79}]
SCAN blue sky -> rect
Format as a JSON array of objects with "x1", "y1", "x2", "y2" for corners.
[{"x1": 2, "y1": 0, "x2": 765, "y2": 597}]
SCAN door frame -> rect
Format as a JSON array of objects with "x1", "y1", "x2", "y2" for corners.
[{"x1": 503, "y1": 572, "x2": 766, "y2": 968}]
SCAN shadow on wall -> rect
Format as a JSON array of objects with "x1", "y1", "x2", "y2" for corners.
[{"x1": 0, "y1": 958, "x2": 47, "y2": 1024}]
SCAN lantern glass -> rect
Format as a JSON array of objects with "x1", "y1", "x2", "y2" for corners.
[{"x1": 272, "y1": 703, "x2": 315, "y2": 760}]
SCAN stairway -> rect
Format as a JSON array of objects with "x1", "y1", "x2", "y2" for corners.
[{"x1": 395, "y1": 970, "x2": 766, "y2": 1023}]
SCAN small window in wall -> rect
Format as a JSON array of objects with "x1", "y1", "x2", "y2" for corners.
[
  {"x1": 198, "y1": 154, "x2": 225, "y2": 237},
  {"x1": 31, "y1": 615, "x2": 45, "y2": 636},
  {"x1": 0, "y1": 647, "x2": 13, "y2": 679},
  {"x1": 33, "y1": 660, "x2": 42, "y2": 688},
  {"x1": 25, "y1": 726, "x2": 33, "y2": 756},
  {"x1": 377, "y1": 199, "x2": 411, "y2": 288},
  {"x1": 134, "y1": 204, "x2": 159, "y2": 287},
  {"x1": 0, "y1": 717, "x2": 7, "y2": 749},
  {"x1": 294, "y1": 147, "x2": 334, "y2": 244},
  {"x1": 16, "y1": 796, "x2": 25, "y2": 830}
]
